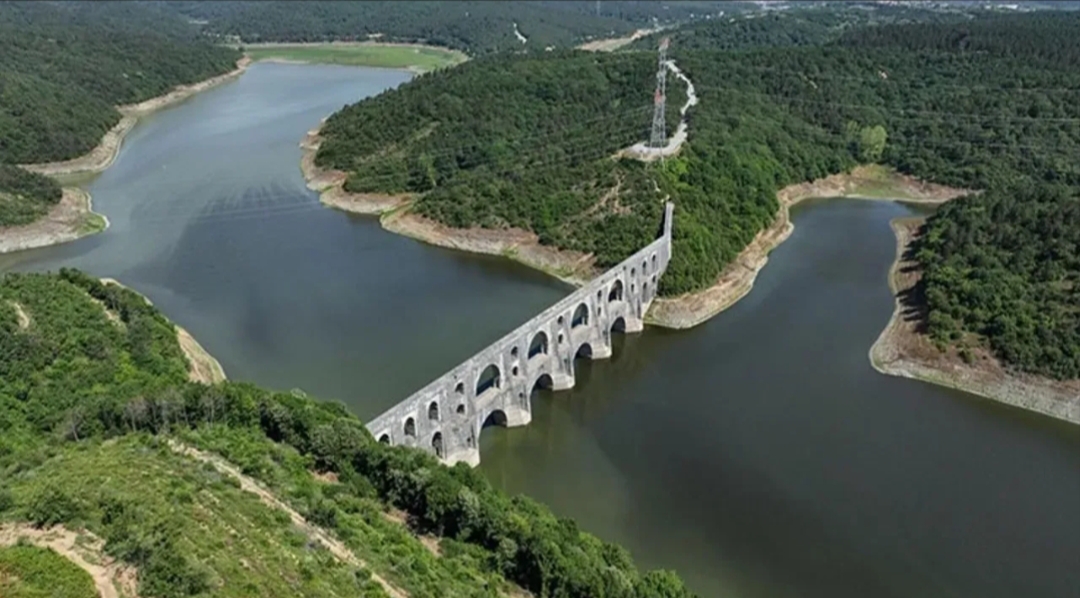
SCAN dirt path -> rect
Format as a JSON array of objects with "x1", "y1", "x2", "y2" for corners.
[
  {"x1": 649, "y1": 166, "x2": 972, "y2": 329},
  {"x1": 8, "y1": 301, "x2": 30, "y2": 330},
  {"x1": 20, "y1": 57, "x2": 251, "y2": 178},
  {"x1": 168, "y1": 441, "x2": 407, "y2": 598},
  {"x1": 577, "y1": 28, "x2": 661, "y2": 52},
  {"x1": 621, "y1": 59, "x2": 699, "y2": 161},
  {"x1": 869, "y1": 219, "x2": 1080, "y2": 424},
  {"x1": 0, "y1": 188, "x2": 106, "y2": 254},
  {"x1": 0, "y1": 523, "x2": 139, "y2": 598}
]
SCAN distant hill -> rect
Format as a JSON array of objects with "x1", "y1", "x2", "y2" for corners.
[{"x1": 165, "y1": 0, "x2": 634, "y2": 54}]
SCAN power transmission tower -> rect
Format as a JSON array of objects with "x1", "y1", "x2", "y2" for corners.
[{"x1": 649, "y1": 37, "x2": 669, "y2": 149}]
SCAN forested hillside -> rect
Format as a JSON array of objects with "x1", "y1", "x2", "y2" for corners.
[
  {"x1": 627, "y1": 2, "x2": 968, "y2": 52},
  {"x1": 0, "y1": 270, "x2": 695, "y2": 598},
  {"x1": 0, "y1": 1, "x2": 239, "y2": 226},
  {"x1": 166, "y1": 1, "x2": 637, "y2": 55},
  {"x1": 316, "y1": 10, "x2": 1080, "y2": 377}
]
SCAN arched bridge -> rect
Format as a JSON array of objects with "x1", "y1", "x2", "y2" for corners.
[{"x1": 366, "y1": 202, "x2": 674, "y2": 466}]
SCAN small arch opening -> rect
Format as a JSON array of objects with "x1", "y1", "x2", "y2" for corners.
[
  {"x1": 428, "y1": 401, "x2": 439, "y2": 421},
  {"x1": 476, "y1": 364, "x2": 501, "y2": 396},
  {"x1": 512, "y1": 365, "x2": 519, "y2": 376},
  {"x1": 511, "y1": 346, "x2": 519, "y2": 358},
  {"x1": 644, "y1": 281, "x2": 650, "y2": 302},
  {"x1": 575, "y1": 343, "x2": 593, "y2": 359},
  {"x1": 378, "y1": 434, "x2": 391, "y2": 445},
  {"x1": 558, "y1": 332, "x2": 564, "y2": 345},
  {"x1": 631, "y1": 267, "x2": 637, "y2": 278},
  {"x1": 652, "y1": 254, "x2": 658, "y2": 270},
  {"x1": 557, "y1": 315, "x2": 565, "y2": 326},
  {"x1": 572, "y1": 303, "x2": 589, "y2": 328},
  {"x1": 432, "y1": 432, "x2": 444, "y2": 458},
  {"x1": 608, "y1": 279, "x2": 624, "y2": 302},
  {"x1": 528, "y1": 331, "x2": 549, "y2": 358},
  {"x1": 597, "y1": 290, "x2": 602, "y2": 301},
  {"x1": 456, "y1": 403, "x2": 466, "y2": 415},
  {"x1": 454, "y1": 381, "x2": 465, "y2": 395},
  {"x1": 404, "y1": 417, "x2": 416, "y2": 438},
  {"x1": 642, "y1": 260, "x2": 648, "y2": 275}
]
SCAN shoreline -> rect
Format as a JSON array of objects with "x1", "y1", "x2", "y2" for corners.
[
  {"x1": 0, "y1": 187, "x2": 107, "y2": 254},
  {"x1": 647, "y1": 166, "x2": 973, "y2": 329},
  {"x1": 300, "y1": 125, "x2": 598, "y2": 286},
  {"x1": 243, "y1": 41, "x2": 468, "y2": 74},
  {"x1": 868, "y1": 219, "x2": 1080, "y2": 424},
  {"x1": 20, "y1": 56, "x2": 251, "y2": 178},
  {"x1": 2, "y1": 56, "x2": 252, "y2": 255},
  {"x1": 100, "y1": 278, "x2": 227, "y2": 385}
]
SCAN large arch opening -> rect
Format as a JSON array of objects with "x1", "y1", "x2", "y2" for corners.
[
  {"x1": 476, "y1": 364, "x2": 501, "y2": 396},
  {"x1": 432, "y1": 432, "x2": 444, "y2": 459},
  {"x1": 404, "y1": 417, "x2": 416, "y2": 438},
  {"x1": 428, "y1": 401, "x2": 439, "y2": 421},
  {"x1": 611, "y1": 316, "x2": 627, "y2": 333},
  {"x1": 575, "y1": 342, "x2": 593, "y2": 359},
  {"x1": 531, "y1": 373, "x2": 553, "y2": 393},
  {"x1": 528, "y1": 331, "x2": 549, "y2": 358},
  {"x1": 608, "y1": 279, "x2": 624, "y2": 302},
  {"x1": 482, "y1": 409, "x2": 508, "y2": 429},
  {"x1": 572, "y1": 303, "x2": 589, "y2": 328}
]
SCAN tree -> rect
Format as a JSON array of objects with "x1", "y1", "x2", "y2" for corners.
[{"x1": 858, "y1": 125, "x2": 888, "y2": 163}]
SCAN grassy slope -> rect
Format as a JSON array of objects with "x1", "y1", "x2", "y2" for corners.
[
  {"x1": 245, "y1": 44, "x2": 467, "y2": 72},
  {"x1": 0, "y1": 544, "x2": 97, "y2": 598},
  {"x1": 2, "y1": 436, "x2": 389, "y2": 598}
]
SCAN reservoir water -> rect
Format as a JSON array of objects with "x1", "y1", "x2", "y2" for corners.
[{"x1": 2, "y1": 64, "x2": 1077, "y2": 598}]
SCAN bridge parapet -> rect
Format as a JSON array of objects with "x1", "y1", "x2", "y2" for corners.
[{"x1": 367, "y1": 202, "x2": 674, "y2": 466}]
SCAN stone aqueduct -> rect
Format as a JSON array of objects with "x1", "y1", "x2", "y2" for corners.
[{"x1": 366, "y1": 202, "x2": 674, "y2": 466}]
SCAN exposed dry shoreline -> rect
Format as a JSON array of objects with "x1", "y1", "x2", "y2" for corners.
[
  {"x1": 100, "y1": 278, "x2": 227, "y2": 384},
  {"x1": 0, "y1": 187, "x2": 106, "y2": 254},
  {"x1": 21, "y1": 56, "x2": 252, "y2": 178},
  {"x1": 648, "y1": 166, "x2": 972, "y2": 328},
  {"x1": 869, "y1": 219, "x2": 1080, "y2": 424},
  {"x1": 2, "y1": 57, "x2": 251, "y2": 255},
  {"x1": 300, "y1": 124, "x2": 598, "y2": 285}
]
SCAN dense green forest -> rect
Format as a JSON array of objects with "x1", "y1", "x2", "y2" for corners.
[
  {"x1": 165, "y1": 1, "x2": 635, "y2": 55},
  {"x1": 627, "y1": 3, "x2": 969, "y2": 52},
  {"x1": 0, "y1": 1, "x2": 239, "y2": 226},
  {"x1": 0, "y1": 269, "x2": 695, "y2": 598},
  {"x1": 915, "y1": 187, "x2": 1080, "y2": 379},
  {"x1": 315, "y1": 9, "x2": 1080, "y2": 377}
]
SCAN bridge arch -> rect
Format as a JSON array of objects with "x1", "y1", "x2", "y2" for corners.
[
  {"x1": 531, "y1": 373, "x2": 553, "y2": 393},
  {"x1": 378, "y1": 433, "x2": 391, "y2": 445},
  {"x1": 476, "y1": 364, "x2": 501, "y2": 396},
  {"x1": 575, "y1": 342, "x2": 593, "y2": 359},
  {"x1": 608, "y1": 279, "x2": 624, "y2": 302},
  {"x1": 611, "y1": 316, "x2": 627, "y2": 333},
  {"x1": 432, "y1": 432, "x2": 444, "y2": 458},
  {"x1": 572, "y1": 303, "x2": 589, "y2": 328},
  {"x1": 482, "y1": 409, "x2": 508, "y2": 429},
  {"x1": 529, "y1": 331, "x2": 548, "y2": 358}
]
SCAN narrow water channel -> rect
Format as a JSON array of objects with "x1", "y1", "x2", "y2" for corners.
[{"x1": 2, "y1": 64, "x2": 1077, "y2": 598}]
